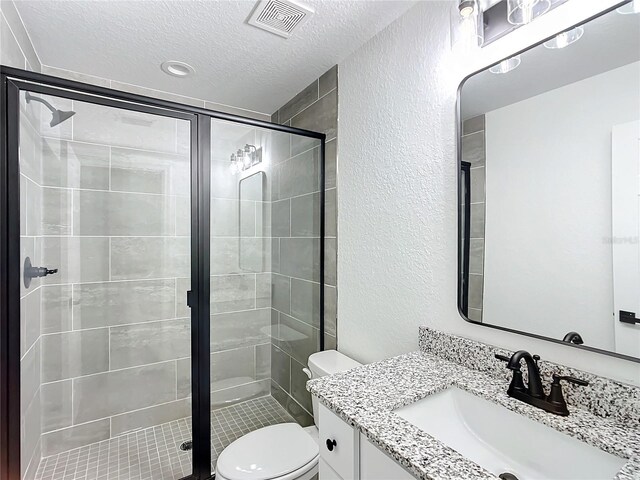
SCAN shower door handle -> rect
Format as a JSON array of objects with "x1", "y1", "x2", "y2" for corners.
[{"x1": 187, "y1": 290, "x2": 193, "y2": 308}]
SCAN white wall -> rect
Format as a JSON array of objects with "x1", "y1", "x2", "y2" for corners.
[
  {"x1": 337, "y1": 0, "x2": 640, "y2": 385},
  {"x1": 483, "y1": 62, "x2": 640, "y2": 351}
]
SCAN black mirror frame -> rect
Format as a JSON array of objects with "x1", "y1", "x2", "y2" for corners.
[{"x1": 455, "y1": 0, "x2": 640, "y2": 364}]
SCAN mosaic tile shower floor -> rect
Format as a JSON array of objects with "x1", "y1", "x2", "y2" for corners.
[{"x1": 35, "y1": 396, "x2": 295, "y2": 480}]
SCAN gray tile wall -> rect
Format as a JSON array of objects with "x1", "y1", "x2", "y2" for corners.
[
  {"x1": 463, "y1": 116, "x2": 486, "y2": 321},
  {"x1": 269, "y1": 66, "x2": 338, "y2": 426},
  {"x1": 3, "y1": 1, "x2": 45, "y2": 477},
  {"x1": 28, "y1": 97, "x2": 194, "y2": 459}
]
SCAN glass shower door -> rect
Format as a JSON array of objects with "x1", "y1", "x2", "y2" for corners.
[
  {"x1": 208, "y1": 119, "x2": 324, "y2": 472},
  {"x1": 18, "y1": 87, "x2": 195, "y2": 480}
]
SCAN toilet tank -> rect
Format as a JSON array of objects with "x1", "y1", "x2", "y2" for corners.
[{"x1": 306, "y1": 350, "x2": 361, "y2": 426}]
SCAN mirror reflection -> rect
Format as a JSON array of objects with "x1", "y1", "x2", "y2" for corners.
[{"x1": 459, "y1": 4, "x2": 640, "y2": 359}]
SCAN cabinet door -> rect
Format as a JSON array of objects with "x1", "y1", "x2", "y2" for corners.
[
  {"x1": 320, "y1": 458, "x2": 344, "y2": 480},
  {"x1": 319, "y1": 404, "x2": 359, "y2": 480},
  {"x1": 360, "y1": 434, "x2": 415, "y2": 479}
]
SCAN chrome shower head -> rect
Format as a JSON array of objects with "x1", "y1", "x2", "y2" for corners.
[{"x1": 25, "y1": 92, "x2": 76, "y2": 127}]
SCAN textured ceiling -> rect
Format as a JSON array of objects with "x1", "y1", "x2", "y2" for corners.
[{"x1": 14, "y1": 0, "x2": 416, "y2": 114}]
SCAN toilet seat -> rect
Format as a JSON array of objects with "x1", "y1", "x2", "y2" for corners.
[{"x1": 215, "y1": 423, "x2": 319, "y2": 480}]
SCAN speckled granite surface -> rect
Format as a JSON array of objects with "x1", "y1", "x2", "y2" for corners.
[
  {"x1": 419, "y1": 327, "x2": 640, "y2": 425},
  {"x1": 307, "y1": 350, "x2": 640, "y2": 479}
]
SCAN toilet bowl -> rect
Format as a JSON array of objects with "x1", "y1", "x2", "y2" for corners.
[{"x1": 215, "y1": 350, "x2": 361, "y2": 480}]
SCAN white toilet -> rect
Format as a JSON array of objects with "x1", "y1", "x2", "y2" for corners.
[{"x1": 215, "y1": 350, "x2": 362, "y2": 480}]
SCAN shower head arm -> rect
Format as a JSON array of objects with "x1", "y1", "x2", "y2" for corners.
[{"x1": 25, "y1": 91, "x2": 56, "y2": 114}]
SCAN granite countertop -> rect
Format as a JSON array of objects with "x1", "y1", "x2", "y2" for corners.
[{"x1": 307, "y1": 351, "x2": 640, "y2": 480}]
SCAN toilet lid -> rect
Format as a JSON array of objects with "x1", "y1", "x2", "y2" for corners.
[{"x1": 216, "y1": 423, "x2": 319, "y2": 480}]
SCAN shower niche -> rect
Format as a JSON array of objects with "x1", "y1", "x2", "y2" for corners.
[{"x1": 0, "y1": 67, "x2": 326, "y2": 480}]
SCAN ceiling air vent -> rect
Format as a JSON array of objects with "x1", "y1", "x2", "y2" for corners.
[{"x1": 247, "y1": 0, "x2": 314, "y2": 38}]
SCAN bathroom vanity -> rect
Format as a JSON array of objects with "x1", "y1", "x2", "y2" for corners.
[{"x1": 308, "y1": 328, "x2": 640, "y2": 480}]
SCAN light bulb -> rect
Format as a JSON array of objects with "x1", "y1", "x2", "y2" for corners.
[
  {"x1": 458, "y1": 0, "x2": 476, "y2": 18},
  {"x1": 544, "y1": 26, "x2": 584, "y2": 49},
  {"x1": 489, "y1": 55, "x2": 521, "y2": 74}
]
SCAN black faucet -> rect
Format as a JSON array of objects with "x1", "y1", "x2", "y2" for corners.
[{"x1": 495, "y1": 350, "x2": 589, "y2": 416}]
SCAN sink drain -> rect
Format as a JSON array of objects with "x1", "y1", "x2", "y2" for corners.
[{"x1": 499, "y1": 473, "x2": 519, "y2": 480}]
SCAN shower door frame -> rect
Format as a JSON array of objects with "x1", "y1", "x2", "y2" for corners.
[{"x1": 0, "y1": 65, "x2": 327, "y2": 480}]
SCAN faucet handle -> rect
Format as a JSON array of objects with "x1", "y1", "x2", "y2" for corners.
[
  {"x1": 552, "y1": 374, "x2": 589, "y2": 387},
  {"x1": 495, "y1": 353, "x2": 510, "y2": 363}
]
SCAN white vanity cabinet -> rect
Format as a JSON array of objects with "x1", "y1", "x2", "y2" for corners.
[{"x1": 318, "y1": 403, "x2": 416, "y2": 480}]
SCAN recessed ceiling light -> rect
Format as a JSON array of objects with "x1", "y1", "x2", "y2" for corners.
[
  {"x1": 161, "y1": 61, "x2": 195, "y2": 78},
  {"x1": 489, "y1": 55, "x2": 521, "y2": 74}
]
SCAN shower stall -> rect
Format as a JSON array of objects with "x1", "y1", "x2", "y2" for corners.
[{"x1": 0, "y1": 66, "x2": 326, "y2": 480}]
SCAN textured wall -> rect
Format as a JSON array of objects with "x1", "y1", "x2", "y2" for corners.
[
  {"x1": 337, "y1": 0, "x2": 640, "y2": 385},
  {"x1": 270, "y1": 66, "x2": 338, "y2": 425}
]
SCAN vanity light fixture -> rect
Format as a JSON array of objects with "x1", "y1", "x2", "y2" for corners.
[
  {"x1": 451, "y1": 0, "x2": 484, "y2": 51},
  {"x1": 489, "y1": 55, "x2": 521, "y2": 74},
  {"x1": 544, "y1": 26, "x2": 584, "y2": 49},
  {"x1": 507, "y1": 0, "x2": 551, "y2": 25},
  {"x1": 617, "y1": 0, "x2": 640, "y2": 14},
  {"x1": 229, "y1": 144, "x2": 262, "y2": 174}
]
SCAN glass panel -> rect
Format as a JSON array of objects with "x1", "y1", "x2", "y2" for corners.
[
  {"x1": 19, "y1": 90, "x2": 192, "y2": 479},
  {"x1": 209, "y1": 120, "x2": 322, "y2": 473}
]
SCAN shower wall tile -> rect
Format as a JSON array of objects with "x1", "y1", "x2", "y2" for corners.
[
  {"x1": 256, "y1": 343, "x2": 271, "y2": 380},
  {"x1": 291, "y1": 88, "x2": 338, "y2": 142},
  {"x1": 40, "y1": 236, "x2": 110, "y2": 284},
  {"x1": 41, "y1": 66, "x2": 110, "y2": 88},
  {"x1": 210, "y1": 346, "x2": 256, "y2": 391},
  {"x1": 25, "y1": 177, "x2": 41, "y2": 236},
  {"x1": 325, "y1": 139, "x2": 337, "y2": 190},
  {"x1": 211, "y1": 379, "x2": 270, "y2": 410},
  {"x1": 270, "y1": 66, "x2": 338, "y2": 424},
  {"x1": 211, "y1": 198, "x2": 255, "y2": 237},
  {"x1": 71, "y1": 102, "x2": 182, "y2": 154},
  {"x1": 41, "y1": 187, "x2": 72, "y2": 235},
  {"x1": 291, "y1": 192, "x2": 320, "y2": 237},
  {"x1": 2, "y1": 2, "x2": 40, "y2": 71},
  {"x1": 470, "y1": 167, "x2": 485, "y2": 204},
  {"x1": 280, "y1": 238, "x2": 320, "y2": 282},
  {"x1": 0, "y1": 12, "x2": 26, "y2": 69},
  {"x1": 20, "y1": 236, "x2": 38, "y2": 297},
  {"x1": 319, "y1": 65, "x2": 338, "y2": 97},
  {"x1": 325, "y1": 238, "x2": 337, "y2": 286},
  {"x1": 210, "y1": 274, "x2": 256, "y2": 314},
  {"x1": 325, "y1": 285, "x2": 337, "y2": 337},
  {"x1": 176, "y1": 277, "x2": 191, "y2": 318},
  {"x1": 271, "y1": 344, "x2": 290, "y2": 391},
  {"x1": 110, "y1": 397, "x2": 192, "y2": 437},
  {"x1": 73, "y1": 361, "x2": 177, "y2": 424},
  {"x1": 110, "y1": 148, "x2": 190, "y2": 195},
  {"x1": 110, "y1": 318, "x2": 190, "y2": 369},
  {"x1": 210, "y1": 308, "x2": 271, "y2": 353},
  {"x1": 272, "y1": 274, "x2": 291, "y2": 314},
  {"x1": 22, "y1": 390, "x2": 41, "y2": 479},
  {"x1": 469, "y1": 239, "x2": 484, "y2": 274},
  {"x1": 256, "y1": 272, "x2": 271, "y2": 308},
  {"x1": 277, "y1": 80, "x2": 318, "y2": 124},
  {"x1": 72, "y1": 279, "x2": 176, "y2": 329},
  {"x1": 462, "y1": 131, "x2": 485, "y2": 166},
  {"x1": 325, "y1": 188, "x2": 336, "y2": 237},
  {"x1": 41, "y1": 419, "x2": 110, "y2": 457},
  {"x1": 41, "y1": 138, "x2": 110, "y2": 190},
  {"x1": 21, "y1": 287, "x2": 40, "y2": 357},
  {"x1": 468, "y1": 274, "x2": 484, "y2": 310},
  {"x1": 290, "y1": 278, "x2": 319, "y2": 328},
  {"x1": 176, "y1": 358, "x2": 191, "y2": 399},
  {"x1": 211, "y1": 237, "x2": 240, "y2": 274},
  {"x1": 41, "y1": 380, "x2": 72, "y2": 432},
  {"x1": 175, "y1": 195, "x2": 191, "y2": 236},
  {"x1": 470, "y1": 203, "x2": 485, "y2": 238},
  {"x1": 111, "y1": 237, "x2": 190, "y2": 279},
  {"x1": 275, "y1": 314, "x2": 320, "y2": 367},
  {"x1": 272, "y1": 199, "x2": 291, "y2": 237},
  {"x1": 20, "y1": 338, "x2": 40, "y2": 415},
  {"x1": 19, "y1": 115, "x2": 42, "y2": 184},
  {"x1": 20, "y1": 175, "x2": 27, "y2": 236},
  {"x1": 278, "y1": 148, "x2": 321, "y2": 198},
  {"x1": 41, "y1": 329, "x2": 109, "y2": 382},
  {"x1": 239, "y1": 237, "x2": 270, "y2": 273},
  {"x1": 73, "y1": 190, "x2": 175, "y2": 236}
]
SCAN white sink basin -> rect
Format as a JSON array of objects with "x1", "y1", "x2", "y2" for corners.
[{"x1": 393, "y1": 387, "x2": 625, "y2": 479}]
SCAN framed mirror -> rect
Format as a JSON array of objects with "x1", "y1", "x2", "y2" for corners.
[{"x1": 457, "y1": 1, "x2": 640, "y2": 362}]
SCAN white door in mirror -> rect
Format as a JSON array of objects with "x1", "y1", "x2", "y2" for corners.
[{"x1": 612, "y1": 120, "x2": 640, "y2": 357}]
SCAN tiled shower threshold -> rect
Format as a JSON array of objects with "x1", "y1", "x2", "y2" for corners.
[{"x1": 35, "y1": 396, "x2": 296, "y2": 480}]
